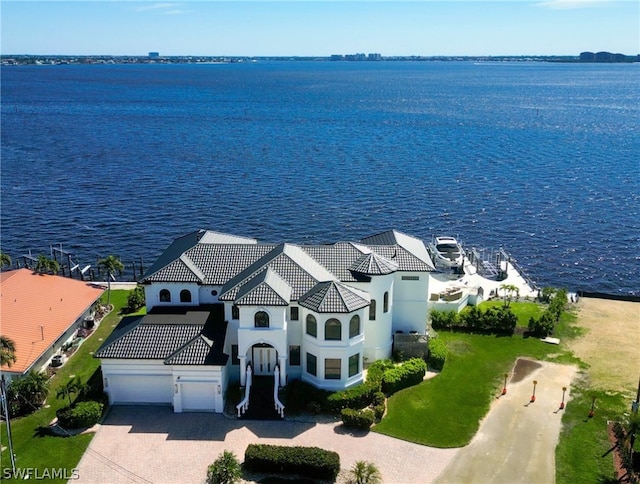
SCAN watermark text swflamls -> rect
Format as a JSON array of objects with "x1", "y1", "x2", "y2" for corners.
[{"x1": 2, "y1": 468, "x2": 80, "y2": 480}]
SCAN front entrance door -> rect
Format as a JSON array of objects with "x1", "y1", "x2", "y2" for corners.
[{"x1": 253, "y1": 346, "x2": 277, "y2": 376}]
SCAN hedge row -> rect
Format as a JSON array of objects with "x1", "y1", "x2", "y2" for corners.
[
  {"x1": 244, "y1": 444, "x2": 340, "y2": 481},
  {"x1": 327, "y1": 382, "x2": 377, "y2": 413},
  {"x1": 427, "y1": 337, "x2": 447, "y2": 371},
  {"x1": 381, "y1": 358, "x2": 427, "y2": 395},
  {"x1": 430, "y1": 306, "x2": 517, "y2": 334}
]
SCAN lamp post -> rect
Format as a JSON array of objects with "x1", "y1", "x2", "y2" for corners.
[
  {"x1": 588, "y1": 396, "x2": 596, "y2": 418},
  {"x1": 531, "y1": 380, "x2": 538, "y2": 403},
  {"x1": 560, "y1": 386, "x2": 567, "y2": 410},
  {"x1": 502, "y1": 373, "x2": 508, "y2": 395}
]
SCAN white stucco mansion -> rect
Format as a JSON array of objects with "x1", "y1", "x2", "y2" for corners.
[{"x1": 96, "y1": 229, "x2": 435, "y2": 413}]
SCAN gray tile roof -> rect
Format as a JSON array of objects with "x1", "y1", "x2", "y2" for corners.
[
  {"x1": 95, "y1": 307, "x2": 228, "y2": 366},
  {"x1": 143, "y1": 230, "x2": 433, "y2": 291},
  {"x1": 219, "y1": 243, "x2": 337, "y2": 304},
  {"x1": 301, "y1": 242, "x2": 366, "y2": 282},
  {"x1": 233, "y1": 268, "x2": 292, "y2": 306},
  {"x1": 298, "y1": 281, "x2": 370, "y2": 313},
  {"x1": 184, "y1": 244, "x2": 275, "y2": 285},
  {"x1": 95, "y1": 323, "x2": 203, "y2": 359},
  {"x1": 164, "y1": 331, "x2": 228, "y2": 366},
  {"x1": 349, "y1": 252, "x2": 399, "y2": 275},
  {"x1": 361, "y1": 230, "x2": 435, "y2": 270}
]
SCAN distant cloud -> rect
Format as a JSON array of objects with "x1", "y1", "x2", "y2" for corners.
[
  {"x1": 162, "y1": 9, "x2": 192, "y2": 15},
  {"x1": 535, "y1": 0, "x2": 614, "y2": 9}
]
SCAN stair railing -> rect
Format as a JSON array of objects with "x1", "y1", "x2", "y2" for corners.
[
  {"x1": 236, "y1": 364, "x2": 252, "y2": 417},
  {"x1": 273, "y1": 365, "x2": 285, "y2": 418}
]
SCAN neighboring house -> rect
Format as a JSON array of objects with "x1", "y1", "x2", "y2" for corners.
[
  {"x1": 96, "y1": 229, "x2": 434, "y2": 414},
  {"x1": 0, "y1": 269, "x2": 104, "y2": 382}
]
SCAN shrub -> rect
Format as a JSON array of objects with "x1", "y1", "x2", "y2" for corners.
[
  {"x1": 57, "y1": 400, "x2": 104, "y2": 429},
  {"x1": 365, "y1": 359, "x2": 394, "y2": 390},
  {"x1": 428, "y1": 337, "x2": 447, "y2": 371},
  {"x1": 372, "y1": 402, "x2": 385, "y2": 422},
  {"x1": 341, "y1": 408, "x2": 375, "y2": 430},
  {"x1": 429, "y1": 309, "x2": 459, "y2": 330},
  {"x1": 244, "y1": 444, "x2": 340, "y2": 481},
  {"x1": 126, "y1": 285, "x2": 146, "y2": 312},
  {"x1": 327, "y1": 383, "x2": 376, "y2": 413},
  {"x1": 206, "y1": 450, "x2": 242, "y2": 484},
  {"x1": 528, "y1": 311, "x2": 555, "y2": 337},
  {"x1": 381, "y1": 358, "x2": 427, "y2": 395}
]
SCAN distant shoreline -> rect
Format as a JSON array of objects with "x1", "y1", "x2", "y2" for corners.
[{"x1": 2, "y1": 52, "x2": 639, "y2": 66}]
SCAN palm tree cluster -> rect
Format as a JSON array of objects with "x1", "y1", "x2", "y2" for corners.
[{"x1": 34, "y1": 255, "x2": 60, "y2": 275}]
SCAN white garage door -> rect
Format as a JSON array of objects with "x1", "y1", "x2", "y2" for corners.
[
  {"x1": 181, "y1": 382, "x2": 216, "y2": 412},
  {"x1": 108, "y1": 375, "x2": 173, "y2": 404}
]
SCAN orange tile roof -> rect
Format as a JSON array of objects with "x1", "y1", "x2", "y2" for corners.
[{"x1": 0, "y1": 269, "x2": 104, "y2": 374}]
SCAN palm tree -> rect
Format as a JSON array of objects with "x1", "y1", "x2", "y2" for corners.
[
  {"x1": 206, "y1": 450, "x2": 242, "y2": 484},
  {"x1": 18, "y1": 370, "x2": 49, "y2": 407},
  {"x1": 97, "y1": 255, "x2": 124, "y2": 307},
  {"x1": 34, "y1": 255, "x2": 60, "y2": 275},
  {"x1": 0, "y1": 252, "x2": 11, "y2": 270},
  {"x1": 56, "y1": 376, "x2": 86, "y2": 407},
  {"x1": 349, "y1": 460, "x2": 382, "y2": 484},
  {"x1": 0, "y1": 335, "x2": 17, "y2": 368},
  {"x1": 499, "y1": 283, "x2": 519, "y2": 308}
]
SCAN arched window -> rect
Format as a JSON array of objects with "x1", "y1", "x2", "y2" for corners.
[
  {"x1": 180, "y1": 289, "x2": 192, "y2": 303},
  {"x1": 349, "y1": 315, "x2": 360, "y2": 338},
  {"x1": 306, "y1": 314, "x2": 317, "y2": 337},
  {"x1": 254, "y1": 311, "x2": 269, "y2": 328},
  {"x1": 232, "y1": 305, "x2": 240, "y2": 320},
  {"x1": 383, "y1": 292, "x2": 389, "y2": 313},
  {"x1": 369, "y1": 300, "x2": 376, "y2": 320},
  {"x1": 325, "y1": 318, "x2": 342, "y2": 341},
  {"x1": 159, "y1": 289, "x2": 171, "y2": 302}
]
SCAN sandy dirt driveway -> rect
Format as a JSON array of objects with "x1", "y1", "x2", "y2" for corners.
[{"x1": 436, "y1": 359, "x2": 577, "y2": 484}]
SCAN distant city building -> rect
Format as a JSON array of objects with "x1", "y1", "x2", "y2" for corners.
[
  {"x1": 148, "y1": 52, "x2": 159, "y2": 58},
  {"x1": 331, "y1": 53, "x2": 380, "y2": 61}
]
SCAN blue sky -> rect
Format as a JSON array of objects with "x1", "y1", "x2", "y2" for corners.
[{"x1": 2, "y1": 1, "x2": 638, "y2": 56}]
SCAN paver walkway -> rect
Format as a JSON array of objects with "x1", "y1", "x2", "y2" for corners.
[{"x1": 76, "y1": 406, "x2": 459, "y2": 483}]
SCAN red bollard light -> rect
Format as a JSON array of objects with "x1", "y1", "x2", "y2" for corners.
[
  {"x1": 560, "y1": 386, "x2": 567, "y2": 410},
  {"x1": 502, "y1": 373, "x2": 508, "y2": 395},
  {"x1": 531, "y1": 380, "x2": 538, "y2": 403}
]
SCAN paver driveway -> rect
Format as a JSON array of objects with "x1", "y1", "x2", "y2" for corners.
[{"x1": 75, "y1": 406, "x2": 458, "y2": 483}]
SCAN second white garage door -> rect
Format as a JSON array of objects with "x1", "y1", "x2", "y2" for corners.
[{"x1": 180, "y1": 382, "x2": 216, "y2": 412}]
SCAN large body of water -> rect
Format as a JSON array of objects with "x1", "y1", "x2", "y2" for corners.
[{"x1": 1, "y1": 62, "x2": 638, "y2": 295}]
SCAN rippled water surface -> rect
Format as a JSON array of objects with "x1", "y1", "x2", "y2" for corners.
[{"x1": 1, "y1": 62, "x2": 638, "y2": 294}]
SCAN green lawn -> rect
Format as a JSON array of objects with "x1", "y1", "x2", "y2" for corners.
[
  {"x1": 556, "y1": 386, "x2": 628, "y2": 484},
  {"x1": 1, "y1": 289, "x2": 139, "y2": 483},
  {"x1": 478, "y1": 300, "x2": 545, "y2": 327}
]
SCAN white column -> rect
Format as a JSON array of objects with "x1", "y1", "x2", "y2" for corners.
[
  {"x1": 278, "y1": 355, "x2": 287, "y2": 386},
  {"x1": 239, "y1": 355, "x2": 247, "y2": 387}
]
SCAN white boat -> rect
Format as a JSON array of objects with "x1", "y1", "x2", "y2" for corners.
[{"x1": 429, "y1": 236, "x2": 464, "y2": 268}]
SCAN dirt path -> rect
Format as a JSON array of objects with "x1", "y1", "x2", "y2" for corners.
[
  {"x1": 435, "y1": 359, "x2": 578, "y2": 484},
  {"x1": 567, "y1": 298, "x2": 639, "y2": 392}
]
